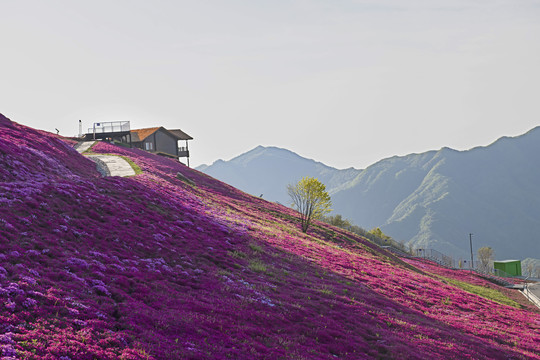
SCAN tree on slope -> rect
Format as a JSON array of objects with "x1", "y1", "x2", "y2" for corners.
[
  {"x1": 287, "y1": 176, "x2": 332, "y2": 233},
  {"x1": 477, "y1": 246, "x2": 494, "y2": 273},
  {"x1": 324, "y1": 214, "x2": 351, "y2": 229},
  {"x1": 369, "y1": 227, "x2": 392, "y2": 242}
]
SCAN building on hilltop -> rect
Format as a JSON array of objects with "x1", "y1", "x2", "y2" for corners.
[
  {"x1": 82, "y1": 121, "x2": 193, "y2": 167},
  {"x1": 131, "y1": 127, "x2": 193, "y2": 167}
]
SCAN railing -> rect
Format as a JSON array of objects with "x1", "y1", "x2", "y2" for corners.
[
  {"x1": 381, "y1": 246, "x2": 412, "y2": 258},
  {"x1": 415, "y1": 248, "x2": 456, "y2": 268},
  {"x1": 88, "y1": 121, "x2": 130, "y2": 134},
  {"x1": 474, "y1": 264, "x2": 516, "y2": 279},
  {"x1": 391, "y1": 246, "x2": 527, "y2": 289},
  {"x1": 473, "y1": 268, "x2": 515, "y2": 287},
  {"x1": 493, "y1": 268, "x2": 516, "y2": 278},
  {"x1": 178, "y1": 146, "x2": 189, "y2": 158},
  {"x1": 522, "y1": 278, "x2": 540, "y2": 309}
]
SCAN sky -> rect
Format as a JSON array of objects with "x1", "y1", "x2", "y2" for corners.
[{"x1": 1, "y1": 0, "x2": 539, "y2": 169}]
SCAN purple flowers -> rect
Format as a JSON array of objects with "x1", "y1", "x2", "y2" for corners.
[
  {"x1": 1, "y1": 344, "x2": 17, "y2": 357},
  {"x1": 21, "y1": 276, "x2": 37, "y2": 285},
  {"x1": 4, "y1": 299, "x2": 15, "y2": 311},
  {"x1": 92, "y1": 285, "x2": 111, "y2": 297},
  {"x1": 0, "y1": 113, "x2": 539, "y2": 359},
  {"x1": 67, "y1": 257, "x2": 90, "y2": 270},
  {"x1": 73, "y1": 319, "x2": 87, "y2": 327},
  {"x1": 22, "y1": 297, "x2": 37, "y2": 308}
]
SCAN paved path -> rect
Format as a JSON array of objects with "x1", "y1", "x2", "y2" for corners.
[
  {"x1": 74, "y1": 141, "x2": 95, "y2": 153},
  {"x1": 522, "y1": 283, "x2": 540, "y2": 309},
  {"x1": 85, "y1": 154, "x2": 135, "y2": 177},
  {"x1": 528, "y1": 283, "x2": 540, "y2": 298},
  {"x1": 75, "y1": 141, "x2": 136, "y2": 177}
]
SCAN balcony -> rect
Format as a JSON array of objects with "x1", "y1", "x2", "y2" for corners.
[
  {"x1": 178, "y1": 146, "x2": 189, "y2": 158},
  {"x1": 88, "y1": 121, "x2": 130, "y2": 134},
  {"x1": 84, "y1": 121, "x2": 131, "y2": 141}
]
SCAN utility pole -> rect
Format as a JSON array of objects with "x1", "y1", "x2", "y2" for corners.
[{"x1": 469, "y1": 233, "x2": 474, "y2": 270}]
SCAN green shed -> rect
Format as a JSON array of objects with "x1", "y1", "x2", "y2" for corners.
[{"x1": 493, "y1": 260, "x2": 522, "y2": 277}]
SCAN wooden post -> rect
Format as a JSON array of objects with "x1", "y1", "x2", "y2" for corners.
[
  {"x1": 469, "y1": 233, "x2": 474, "y2": 270},
  {"x1": 186, "y1": 139, "x2": 190, "y2": 167}
]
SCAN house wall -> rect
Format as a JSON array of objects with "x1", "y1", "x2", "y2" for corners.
[
  {"x1": 132, "y1": 141, "x2": 151, "y2": 151},
  {"x1": 144, "y1": 139, "x2": 155, "y2": 151},
  {"x1": 133, "y1": 138, "x2": 159, "y2": 152},
  {"x1": 155, "y1": 130, "x2": 178, "y2": 157}
]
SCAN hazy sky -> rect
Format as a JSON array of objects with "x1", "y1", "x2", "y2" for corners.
[{"x1": 2, "y1": 0, "x2": 539, "y2": 169}]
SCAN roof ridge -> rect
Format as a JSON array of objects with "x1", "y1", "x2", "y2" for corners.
[{"x1": 131, "y1": 127, "x2": 161, "y2": 141}]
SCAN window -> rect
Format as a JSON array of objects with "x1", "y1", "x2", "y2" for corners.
[{"x1": 145, "y1": 142, "x2": 153, "y2": 151}]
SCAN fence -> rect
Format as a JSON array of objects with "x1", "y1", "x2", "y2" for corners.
[
  {"x1": 415, "y1": 248, "x2": 456, "y2": 268},
  {"x1": 88, "y1": 121, "x2": 130, "y2": 134},
  {"x1": 522, "y1": 283, "x2": 540, "y2": 309},
  {"x1": 381, "y1": 246, "x2": 412, "y2": 258},
  {"x1": 493, "y1": 268, "x2": 516, "y2": 278},
  {"x1": 473, "y1": 268, "x2": 515, "y2": 287},
  {"x1": 378, "y1": 243, "x2": 530, "y2": 279}
]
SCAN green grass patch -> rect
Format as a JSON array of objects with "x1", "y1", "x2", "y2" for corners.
[
  {"x1": 228, "y1": 250, "x2": 247, "y2": 259},
  {"x1": 249, "y1": 243, "x2": 263, "y2": 253},
  {"x1": 81, "y1": 141, "x2": 97, "y2": 154},
  {"x1": 318, "y1": 286, "x2": 334, "y2": 296},
  {"x1": 443, "y1": 277, "x2": 521, "y2": 308},
  {"x1": 249, "y1": 259, "x2": 267, "y2": 273}
]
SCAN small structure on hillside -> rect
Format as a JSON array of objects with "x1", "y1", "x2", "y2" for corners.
[
  {"x1": 83, "y1": 121, "x2": 132, "y2": 145},
  {"x1": 82, "y1": 121, "x2": 193, "y2": 167},
  {"x1": 131, "y1": 127, "x2": 193, "y2": 166},
  {"x1": 494, "y1": 260, "x2": 522, "y2": 277}
]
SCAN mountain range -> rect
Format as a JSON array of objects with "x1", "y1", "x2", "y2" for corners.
[{"x1": 198, "y1": 128, "x2": 540, "y2": 262}]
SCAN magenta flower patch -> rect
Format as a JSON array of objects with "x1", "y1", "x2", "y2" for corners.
[{"x1": 0, "y1": 113, "x2": 539, "y2": 359}]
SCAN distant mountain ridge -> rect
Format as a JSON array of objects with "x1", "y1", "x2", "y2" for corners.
[
  {"x1": 198, "y1": 128, "x2": 540, "y2": 261},
  {"x1": 197, "y1": 146, "x2": 362, "y2": 204}
]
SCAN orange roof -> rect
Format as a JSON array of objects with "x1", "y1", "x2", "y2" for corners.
[
  {"x1": 131, "y1": 127, "x2": 193, "y2": 142},
  {"x1": 130, "y1": 127, "x2": 160, "y2": 142}
]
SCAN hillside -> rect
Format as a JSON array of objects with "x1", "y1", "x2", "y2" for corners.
[
  {"x1": 1, "y1": 113, "x2": 539, "y2": 359},
  {"x1": 198, "y1": 130, "x2": 540, "y2": 261}
]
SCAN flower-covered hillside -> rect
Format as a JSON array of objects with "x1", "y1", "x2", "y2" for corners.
[
  {"x1": 403, "y1": 258, "x2": 540, "y2": 313},
  {"x1": 1, "y1": 113, "x2": 539, "y2": 359}
]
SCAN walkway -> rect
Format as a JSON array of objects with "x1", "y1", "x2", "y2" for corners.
[
  {"x1": 74, "y1": 141, "x2": 95, "y2": 153},
  {"x1": 75, "y1": 141, "x2": 135, "y2": 177},
  {"x1": 524, "y1": 283, "x2": 540, "y2": 309},
  {"x1": 85, "y1": 154, "x2": 135, "y2": 177}
]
